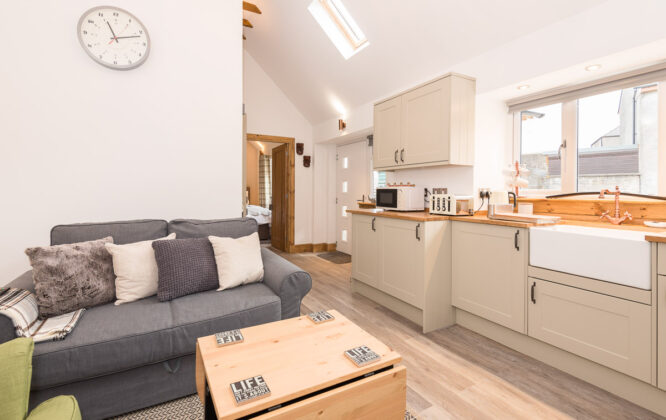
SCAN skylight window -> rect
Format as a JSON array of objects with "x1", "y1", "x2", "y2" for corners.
[{"x1": 308, "y1": 0, "x2": 369, "y2": 60}]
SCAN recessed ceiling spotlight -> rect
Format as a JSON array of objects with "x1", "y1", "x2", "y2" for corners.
[
  {"x1": 585, "y1": 64, "x2": 602, "y2": 72},
  {"x1": 517, "y1": 84, "x2": 530, "y2": 91}
]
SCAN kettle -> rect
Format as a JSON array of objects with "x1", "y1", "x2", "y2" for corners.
[{"x1": 488, "y1": 191, "x2": 517, "y2": 218}]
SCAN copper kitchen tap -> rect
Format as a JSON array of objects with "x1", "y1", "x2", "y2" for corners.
[{"x1": 598, "y1": 186, "x2": 632, "y2": 225}]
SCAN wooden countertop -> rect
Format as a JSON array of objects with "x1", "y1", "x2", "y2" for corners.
[
  {"x1": 347, "y1": 208, "x2": 450, "y2": 222},
  {"x1": 347, "y1": 208, "x2": 666, "y2": 240},
  {"x1": 645, "y1": 234, "x2": 666, "y2": 243},
  {"x1": 346, "y1": 209, "x2": 533, "y2": 228}
]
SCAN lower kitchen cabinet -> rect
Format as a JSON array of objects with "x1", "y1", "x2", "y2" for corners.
[
  {"x1": 452, "y1": 222, "x2": 528, "y2": 333},
  {"x1": 351, "y1": 215, "x2": 380, "y2": 289},
  {"x1": 528, "y1": 278, "x2": 652, "y2": 383},
  {"x1": 379, "y1": 218, "x2": 425, "y2": 308},
  {"x1": 351, "y1": 214, "x2": 452, "y2": 332},
  {"x1": 657, "y1": 276, "x2": 666, "y2": 391}
]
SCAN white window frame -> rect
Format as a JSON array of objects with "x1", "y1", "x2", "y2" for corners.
[
  {"x1": 308, "y1": 0, "x2": 369, "y2": 60},
  {"x1": 513, "y1": 84, "x2": 666, "y2": 197}
]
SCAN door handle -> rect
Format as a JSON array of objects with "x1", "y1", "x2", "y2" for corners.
[
  {"x1": 400, "y1": 148, "x2": 405, "y2": 162},
  {"x1": 514, "y1": 230, "x2": 520, "y2": 251},
  {"x1": 415, "y1": 223, "x2": 421, "y2": 241},
  {"x1": 394, "y1": 150, "x2": 399, "y2": 164},
  {"x1": 371, "y1": 217, "x2": 376, "y2": 232},
  {"x1": 531, "y1": 282, "x2": 536, "y2": 304}
]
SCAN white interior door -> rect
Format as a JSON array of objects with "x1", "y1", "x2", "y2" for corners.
[{"x1": 336, "y1": 141, "x2": 370, "y2": 254}]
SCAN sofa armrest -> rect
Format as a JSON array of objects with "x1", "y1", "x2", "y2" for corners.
[
  {"x1": 0, "y1": 271, "x2": 35, "y2": 344},
  {"x1": 261, "y1": 248, "x2": 312, "y2": 319}
]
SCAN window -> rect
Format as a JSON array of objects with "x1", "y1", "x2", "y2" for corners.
[
  {"x1": 519, "y1": 104, "x2": 562, "y2": 191},
  {"x1": 370, "y1": 170, "x2": 386, "y2": 200},
  {"x1": 308, "y1": 0, "x2": 369, "y2": 60},
  {"x1": 577, "y1": 86, "x2": 658, "y2": 195},
  {"x1": 515, "y1": 83, "x2": 660, "y2": 195}
]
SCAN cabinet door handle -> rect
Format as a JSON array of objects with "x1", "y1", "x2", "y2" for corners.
[
  {"x1": 371, "y1": 217, "x2": 376, "y2": 232},
  {"x1": 394, "y1": 150, "x2": 399, "y2": 164},
  {"x1": 415, "y1": 223, "x2": 421, "y2": 241},
  {"x1": 531, "y1": 282, "x2": 536, "y2": 304},
  {"x1": 514, "y1": 230, "x2": 520, "y2": 251},
  {"x1": 400, "y1": 148, "x2": 405, "y2": 162}
]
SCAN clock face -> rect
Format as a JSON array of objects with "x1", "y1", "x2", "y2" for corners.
[{"x1": 77, "y1": 6, "x2": 150, "y2": 70}]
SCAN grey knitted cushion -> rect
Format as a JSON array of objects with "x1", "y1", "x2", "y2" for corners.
[
  {"x1": 25, "y1": 237, "x2": 116, "y2": 318},
  {"x1": 152, "y1": 238, "x2": 219, "y2": 301}
]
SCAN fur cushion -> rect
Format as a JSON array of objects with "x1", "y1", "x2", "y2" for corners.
[
  {"x1": 152, "y1": 238, "x2": 219, "y2": 301},
  {"x1": 25, "y1": 237, "x2": 115, "y2": 318}
]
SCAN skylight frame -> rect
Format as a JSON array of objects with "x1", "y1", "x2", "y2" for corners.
[{"x1": 308, "y1": 0, "x2": 369, "y2": 60}]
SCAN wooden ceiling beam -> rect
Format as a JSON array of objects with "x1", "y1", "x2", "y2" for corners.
[
  {"x1": 243, "y1": 18, "x2": 253, "y2": 28},
  {"x1": 243, "y1": 2, "x2": 262, "y2": 14}
]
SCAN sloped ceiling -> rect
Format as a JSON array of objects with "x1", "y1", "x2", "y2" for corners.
[{"x1": 243, "y1": 0, "x2": 606, "y2": 125}]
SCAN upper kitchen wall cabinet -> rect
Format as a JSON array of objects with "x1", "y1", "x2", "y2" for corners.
[{"x1": 373, "y1": 73, "x2": 476, "y2": 170}]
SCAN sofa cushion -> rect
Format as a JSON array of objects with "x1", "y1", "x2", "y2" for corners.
[
  {"x1": 105, "y1": 234, "x2": 176, "y2": 305},
  {"x1": 168, "y1": 283, "x2": 280, "y2": 352},
  {"x1": 0, "y1": 337, "x2": 34, "y2": 420},
  {"x1": 168, "y1": 218, "x2": 257, "y2": 239},
  {"x1": 51, "y1": 220, "x2": 168, "y2": 246},
  {"x1": 26, "y1": 237, "x2": 116, "y2": 317},
  {"x1": 209, "y1": 233, "x2": 264, "y2": 291},
  {"x1": 153, "y1": 238, "x2": 219, "y2": 301},
  {"x1": 31, "y1": 284, "x2": 281, "y2": 390},
  {"x1": 26, "y1": 395, "x2": 81, "y2": 420}
]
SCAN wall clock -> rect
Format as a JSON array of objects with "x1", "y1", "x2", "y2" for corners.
[{"x1": 77, "y1": 6, "x2": 150, "y2": 70}]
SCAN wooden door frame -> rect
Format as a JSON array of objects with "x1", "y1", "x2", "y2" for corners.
[{"x1": 246, "y1": 133, "x2": 296, "y2": 253}]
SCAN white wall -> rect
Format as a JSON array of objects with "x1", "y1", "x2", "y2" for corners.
[
  {"x1": 0, "y1": 1, "x2": 243, "y2": 283},
  {"x1": 243, "y1": 51, "x2": 314, "y2": 245}
]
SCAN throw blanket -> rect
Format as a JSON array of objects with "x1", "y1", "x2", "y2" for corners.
[{"x1": 0, "y1": 288, "x2": 84, "y2": 343}]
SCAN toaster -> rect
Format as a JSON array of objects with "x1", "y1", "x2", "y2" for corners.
[{"x1": 430, "y1": 194, "x2": 474, "y2": 216}]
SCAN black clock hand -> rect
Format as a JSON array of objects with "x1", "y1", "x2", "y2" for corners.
[
  {"x1": 110, "y1": 35, "x2": 141, "y2": 40},
  {"x1": 107, "y1": 21, "x2": 119, "y2": 43}
]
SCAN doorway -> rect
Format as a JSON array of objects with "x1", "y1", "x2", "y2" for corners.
[
  {"x1": 245, "y1": 133, "x2": 295, "y2": 252},
  {"x1": 336, "y1": 140, "x2": 371, "y2": 254}
]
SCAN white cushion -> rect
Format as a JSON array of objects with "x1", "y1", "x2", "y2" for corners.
[
  {"x1": 105, "y1": 233, "x2": 176, "y2": 305},
  {"x1": 208, "y1": 232, "x2": 264, "y2": 291}
]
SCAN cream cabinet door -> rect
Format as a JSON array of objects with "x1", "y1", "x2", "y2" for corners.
[
  {"x1": 379, "y1": 218, "x2": 425, "y2": 309},
  {"x1": 373, "y1": 97, "x2": 402, "y2": 169},
  {"x1": 528, "y1": 278, "x2": 652, "y2": 383},
  {"x1": 400, "y1": 78, "x2": 450, "y2": 166},
  {"x1": 657, "y1": 276, "x2": 666, "y2": 391},
  {"x1": 351, "y1": 215, "x2": 380, "y2": 288},
  {"x1": 452, "y1": 223, "x2": 527, "y2": 333}
]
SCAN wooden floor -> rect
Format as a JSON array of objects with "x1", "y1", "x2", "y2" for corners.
[{"x1": 273, "y1": 249, "x2": 664, "y2": 420}]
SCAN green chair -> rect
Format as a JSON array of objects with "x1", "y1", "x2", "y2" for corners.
[{"x1": 0, "y1": 338, "x2": 81, "y2": 420}]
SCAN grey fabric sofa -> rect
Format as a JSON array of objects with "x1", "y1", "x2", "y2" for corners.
[{"x1": 0, "y1": 218, "x2": 312, "y2": 419}]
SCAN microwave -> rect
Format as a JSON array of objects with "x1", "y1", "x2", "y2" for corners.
[{"x1": 376, "y1": 184, "x2": 424, "y2": 211}]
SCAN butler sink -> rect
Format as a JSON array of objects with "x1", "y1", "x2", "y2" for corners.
[{"x1": 529, "y1": 224, "x2": 651, "y2": 290}]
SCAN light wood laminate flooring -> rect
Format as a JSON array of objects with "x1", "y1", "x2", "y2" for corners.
[{"x1": 272, "y1": 249, "x2": 663, "y2": 420}]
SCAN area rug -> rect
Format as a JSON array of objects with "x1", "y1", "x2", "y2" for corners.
[
  {"x1": 109, "y1": 394, "x2": 420, "y2": 419},
  {"x1": 317, "y1": 251, "x2": 351, "y2": 264},
  {"x1": 109, "y1": 395, "x2": 202, "y2": 420}
]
